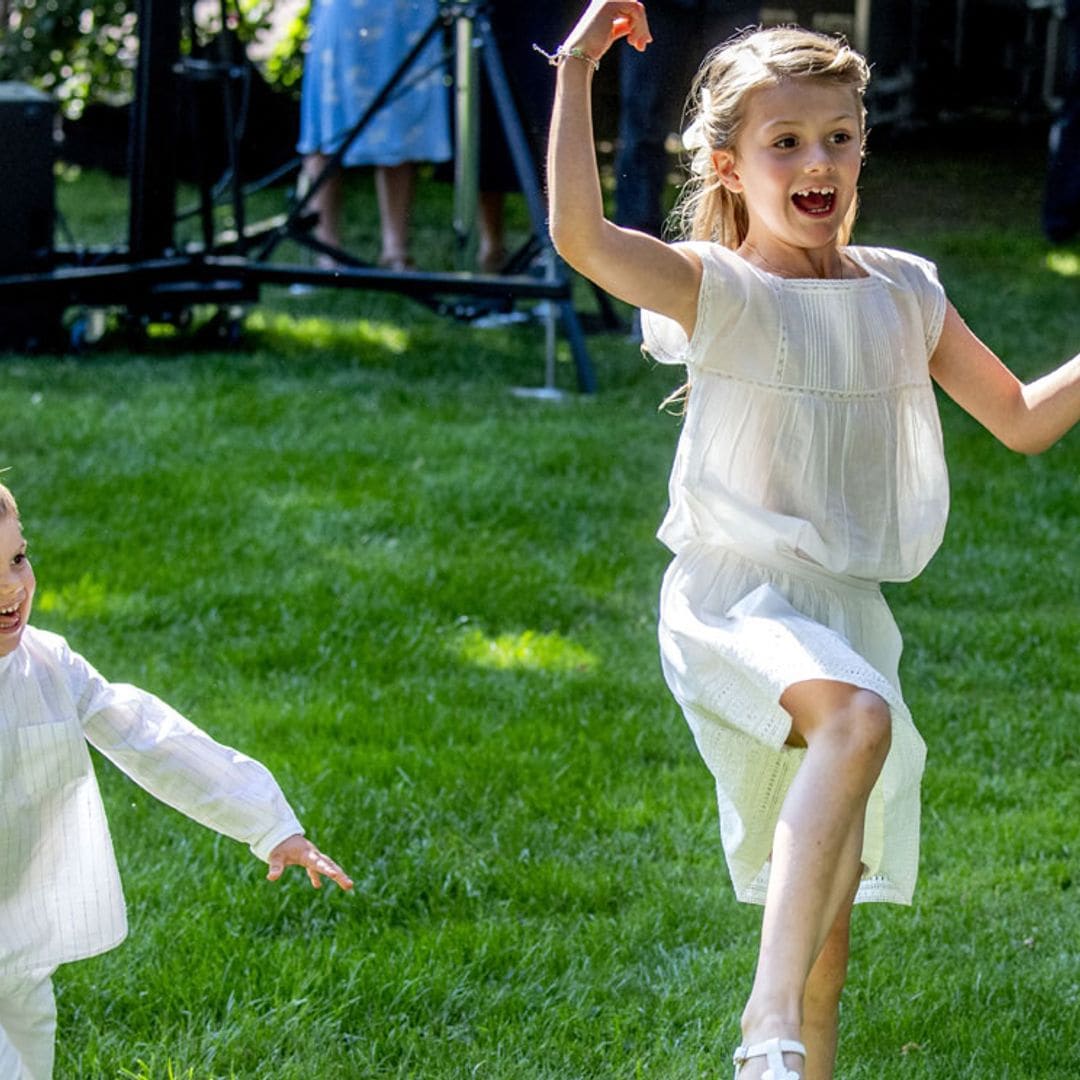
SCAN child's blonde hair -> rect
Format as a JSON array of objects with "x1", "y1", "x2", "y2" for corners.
[
  {"x1": 670, "y1": 25, "x2": 871, "y2": 247},
  {"x1": 0, "y1": 482, "x2": 17, "y2": 519}
]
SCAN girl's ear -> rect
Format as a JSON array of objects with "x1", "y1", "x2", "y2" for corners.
[{"x1": 711, "y1": 149, "x2": 742, "y2": 192}]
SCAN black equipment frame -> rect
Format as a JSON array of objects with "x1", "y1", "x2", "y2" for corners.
[{"x1": 0, "y1": 0, "x2": 600, "y2": 392}]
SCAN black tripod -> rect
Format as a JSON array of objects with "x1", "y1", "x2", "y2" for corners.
[
  {"x1": 0, "y1": 0, "x2": 604, "y2": 392},
  {"x1": 251, "y1": 0, "x2": 606, "y2": 393}
]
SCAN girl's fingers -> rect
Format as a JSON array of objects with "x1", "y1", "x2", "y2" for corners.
[
  {"x1": 611, "y1": 6, "x2": 651, "y2": 51},
  {"x1": 568, "y1": 2, "x2": 651, "y2": 58}
]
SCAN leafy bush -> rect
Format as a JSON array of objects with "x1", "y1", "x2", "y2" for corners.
[
  {"x1": 0, "y1": 0, "x2": 309, "y2": 119},
  {"x1": 0, "y1": 1, "x2": 138, "y2": 117}
]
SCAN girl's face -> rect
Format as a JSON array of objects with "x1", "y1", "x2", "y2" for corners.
[
  {"x1": 0, "y1": 514, "x2": 35, "y2": 657},
  {"x1": 712, "y1": 78, "x2": 863, "y2": 255}
]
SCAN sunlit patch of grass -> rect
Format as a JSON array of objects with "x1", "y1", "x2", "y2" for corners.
[
  {"x1": 1046, "y1": 250, "x2": 1080, "y2": 277},
  {"x1": 244, "y1": 310, "x2": 410, "y2": 355},
  {"x1": 118, "y1": 1062, "x2": 198, "y2": 1080},
  {"x1": 35, "y1": 573, "x2": 135, "y2": 621},
  {"x1": 145, "y1": 322, "x2": 181, "y2": 339},
  {"x1": 450, "y1": 625, "x2": 598, "y2": 674}
]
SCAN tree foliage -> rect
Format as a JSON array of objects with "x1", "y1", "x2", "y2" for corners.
[
  {"x1": 1, "y1": 1, "x2": 138, "y2": 116},
  {"x1": 0, "y1": 0, "x2": 309, "y2": 118}
]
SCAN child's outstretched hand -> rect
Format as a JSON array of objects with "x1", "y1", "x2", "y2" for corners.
[
  {"x1": 266, "y1": 834, "x2": 354, "y2": 891},
  {"x1": 563, "y1": 1, "x2": 653, "y2": 62}
]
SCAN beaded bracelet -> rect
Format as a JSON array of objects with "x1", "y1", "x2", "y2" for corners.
[{"x1": 532, "y1": 42, "x2": 601, "y2": 72}]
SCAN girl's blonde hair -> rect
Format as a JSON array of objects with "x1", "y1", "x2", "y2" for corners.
[
  {"x1": 669, "y1": 25, "x2": 871, "y2": 247},
  {"x1": 0, "y1": 483, "x2": 17, "y2": 519}
]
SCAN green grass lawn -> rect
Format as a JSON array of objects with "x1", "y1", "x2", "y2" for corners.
[{"x1": 2, "y1": 125, "x2": 1077, "y2": 1078}]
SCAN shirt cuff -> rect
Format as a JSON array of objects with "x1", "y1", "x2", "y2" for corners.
[{"x1": 250, "y1": 817, "x2": 305, "y2": 863}]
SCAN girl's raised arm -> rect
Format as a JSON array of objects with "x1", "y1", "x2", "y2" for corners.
[
  {"x1": 930, "y1": 302, "x2": 1080, "y2": 454},
  {"x1": 546, "y1": 1, "x2": 703, "y2": 337}
]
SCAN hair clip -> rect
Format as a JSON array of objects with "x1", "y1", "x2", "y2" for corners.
[{"x1": 681, "y1": 88, "x2": 714, "y2": 151}]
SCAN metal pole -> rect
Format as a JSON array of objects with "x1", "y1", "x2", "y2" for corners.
[
  {"x1": 854, "y1": 0, "x2": 871, "y2": 55},
  {"x1": 453, "y1": 12, "x2": 480, "y2": 270},
  {"x1": 129, "y1": 0, "x2": 181, "y2": 259}
]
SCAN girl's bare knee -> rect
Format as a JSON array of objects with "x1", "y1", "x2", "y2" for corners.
[
  {"x1": 784, "y1": 682, "x2": 892, "y2": 768},
  {"x1": 844, "y1": 690, "x2": 892, "y2": 764}
]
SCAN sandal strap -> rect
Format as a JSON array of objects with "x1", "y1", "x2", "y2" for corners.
[{"x1": 733, "y1": 1037, "x2": 807, "y2": 1079}]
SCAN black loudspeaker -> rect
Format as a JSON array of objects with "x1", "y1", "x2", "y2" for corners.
[{"x1": 0, "y1": 82, "x2": 60, "y2": 351}]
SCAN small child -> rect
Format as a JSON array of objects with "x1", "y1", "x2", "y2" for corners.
[
  {"x1": 0, "y1": 483, "x2": 352, "y2": 1080},
  {"x1": 545, "y1": 3, "x2": 1080, "y2": 1078}
]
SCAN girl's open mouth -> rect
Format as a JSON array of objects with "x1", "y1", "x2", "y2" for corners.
[
  {"x1": 0, "y1": 600, "x2": 22, "y2": 632},
  {"x1": 792, "y1": 187, "x2": 836, "y2": 216}
]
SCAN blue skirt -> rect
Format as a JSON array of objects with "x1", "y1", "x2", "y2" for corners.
[{"x1": 298, "y1": 0, "x2": 451, "y2": 167}]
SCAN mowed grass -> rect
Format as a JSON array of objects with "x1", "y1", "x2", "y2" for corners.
[{"x1": 1, "y1": 125, "x2": 1076, "y2": 1077}]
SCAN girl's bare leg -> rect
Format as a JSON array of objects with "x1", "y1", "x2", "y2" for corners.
[
  {"x1": 736, "y1": 680, "x2": 891, "y2": 1079},
  {"x1": 375, "y1": 162, "x2": 416, "y2": 268},
  {"x1": 801, "y1": 872, "x2": 860, "y2": 1080}
]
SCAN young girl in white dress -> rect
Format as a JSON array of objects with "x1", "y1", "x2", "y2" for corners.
[{"x1": 544, "y1": 3, "x2": 1080, "y2": 1078}]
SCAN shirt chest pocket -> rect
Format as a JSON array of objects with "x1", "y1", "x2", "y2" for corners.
[{"x1": 0, "y1": 720, "x2": 89, "y2": 805}]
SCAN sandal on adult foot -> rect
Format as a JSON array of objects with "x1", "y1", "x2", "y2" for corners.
[
  {"x1": 377, "y1": 253, "x2": 416, "y2": 272},
  {"x1": 732, "y1": 1037, "x2": 806, "y2": 1079}
]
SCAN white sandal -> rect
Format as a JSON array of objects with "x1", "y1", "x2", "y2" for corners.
[{"x1": 732, "y1": 1036, "x2": 806, "y2": 1079}]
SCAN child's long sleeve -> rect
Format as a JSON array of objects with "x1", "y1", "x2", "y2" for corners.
[
  {"x1": 70, "y1": 652, "x2": 304, "y2": 862},
  {"x1": 0, "y1": 625, "x2": 304, "y2": 977}
]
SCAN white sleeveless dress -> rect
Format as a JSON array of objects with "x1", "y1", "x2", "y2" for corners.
[{"x1": 642, "y1": 244, "x2": 949, "y2": 905}]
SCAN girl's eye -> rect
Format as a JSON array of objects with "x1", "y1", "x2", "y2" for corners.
[
  {"x1": 13, "y1": 552, "x2": 27, "y2": 565},
  {"x1": 774, "y1": 136, "x2": 797, "y2": 150},
  {"x1": 832, "y1": 132, "x2": 854, "y2": 145}
]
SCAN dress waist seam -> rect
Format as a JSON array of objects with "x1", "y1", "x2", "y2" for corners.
[{"x1": 685, "y1": 540, "x2": 883, "y2": 596}]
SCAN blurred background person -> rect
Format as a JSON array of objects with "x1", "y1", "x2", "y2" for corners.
[
  {"x1": 1044, "y1": 0, "x2": 1080, "y2": 243},
  {"x1": 474, "y1": 1, "x2": 577, "y2": 272},
  {"x1": 615, "y1": 0, "x2": 759, "y2": 240},
  {"x1": 297, "y1": 0, "x2": 451, "y2": 270}
]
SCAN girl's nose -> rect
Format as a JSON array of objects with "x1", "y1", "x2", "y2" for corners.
[{"x1": 804, "y1": 142, "x2": 834, "y2": 171}]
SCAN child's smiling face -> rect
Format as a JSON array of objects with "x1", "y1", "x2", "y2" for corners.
[
  {"x1": 0, "y1": 513, "x2": 35, "y2": 656},
  {"x1": 713, "y1": 77, "x2": 863, "y2": 255}
]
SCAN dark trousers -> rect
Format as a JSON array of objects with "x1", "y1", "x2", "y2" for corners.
[
  {"x1": 1044, "y1": 3, "x2": 1080, "y2": 243},
  {"x1": 615, "y1": 2, "x2": 759, "y2": 236}
]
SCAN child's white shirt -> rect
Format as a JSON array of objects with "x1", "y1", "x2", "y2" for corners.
[{"x1": 0, "y1": 625, "x2": 303, "y2": 975}]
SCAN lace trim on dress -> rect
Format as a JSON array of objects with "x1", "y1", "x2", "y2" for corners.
[{"x1": 694, "y1": 370, "x2": 934, "y2": 401}]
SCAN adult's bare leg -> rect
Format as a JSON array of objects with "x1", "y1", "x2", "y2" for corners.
[
  {"x1": 478, "y1": 189, "x2": 507, "y2": 272},
  {"x1": 301, "y1": 153, "x2": 344, "y2": 265},
  {"x1": 375, "y1": 162, "x2": 417, "y2": 268}
]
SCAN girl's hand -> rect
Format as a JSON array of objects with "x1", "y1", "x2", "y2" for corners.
[
  {"x1": 562, "y1": 1, "x2": 652, "y2": 63},
  {"x1": 266, "y1": 833, "x2": 354, "y2": 891}
]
